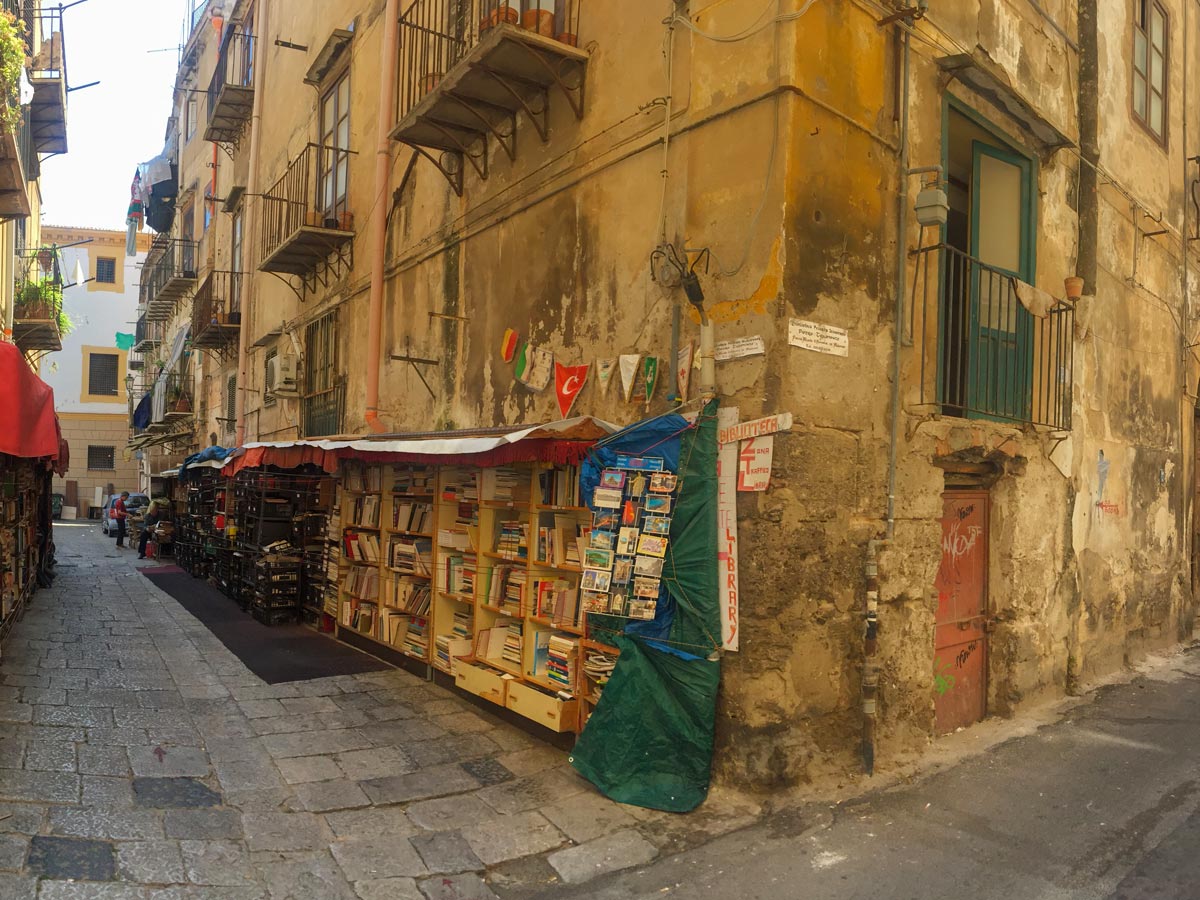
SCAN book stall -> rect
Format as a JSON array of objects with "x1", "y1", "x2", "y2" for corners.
[{"x1": 0, "y1": 341, "x2": 67, "y2": 658}]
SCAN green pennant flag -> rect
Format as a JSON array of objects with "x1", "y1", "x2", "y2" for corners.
[{"x1": 115, "y1": 332, "x2": 135, "y2": 351}]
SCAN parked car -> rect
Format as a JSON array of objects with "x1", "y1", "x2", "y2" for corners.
[{"x1": 100, "y1": 493, "x2": 148, "y2": 535}]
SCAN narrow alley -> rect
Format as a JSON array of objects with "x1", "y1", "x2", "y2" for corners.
[{"x1": 0, "y1": 524, "x2": 754, "y2": 899}]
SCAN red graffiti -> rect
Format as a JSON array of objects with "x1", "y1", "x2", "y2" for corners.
[{"x1": 1096, "y1": 501, "x2": 1121, "y2": 516}]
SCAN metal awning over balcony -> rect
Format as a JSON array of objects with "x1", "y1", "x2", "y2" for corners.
[
  {"x1": 204, "y1": 30, "x2": 255, "y2": 148},
  {"x1": 258, "y1": 143, "x2": 354, "y2": 295},
  {"x1": 12, "y1": 281, "x2": 62, "y2": 353},
  {"x1": 142, "y1": 238, "x2": 199, "y2": 319},
  {"x1": 391, "y1": 0, "x2": 587, "y2": 195},
  {"x1": 191, "y1": 270, "x2": 242, "y2": 355},
  {"x1": 27, "y1": 5, "x2": 66, "y2": 155}
]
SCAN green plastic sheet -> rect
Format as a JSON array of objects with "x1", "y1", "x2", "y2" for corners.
[{"x1": 570, "y1": 400, "x2": 721, "y2": 812}]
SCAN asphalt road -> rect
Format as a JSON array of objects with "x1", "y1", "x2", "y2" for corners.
[{"x1": 538, "y1": 645, "x2": 1200, "y2": 900}]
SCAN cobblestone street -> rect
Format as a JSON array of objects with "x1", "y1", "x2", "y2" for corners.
[{"x1": 0, "y1": 524, "x2": 756, "y2": 899}]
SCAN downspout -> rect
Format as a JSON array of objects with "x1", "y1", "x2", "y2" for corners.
[
  {"x1": 365, "y1": 0, "x2": 402, "y2": 434},
  {"x1": 885, "y1": 29, "x2": 910, "y2": 540},
  {"x1": 234, "y1": 0, "x2": 268, "y2": 446}
]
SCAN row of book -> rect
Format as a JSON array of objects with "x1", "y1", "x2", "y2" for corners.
[
  {"x1": 393, "y1": 501, "x2": 432, "y2": 535},
  {"x1": 440, "y1": 468, "x2": 479, "y2": 504},
  {"x1": 390, "y1": 577, "x2": 431, "y2": 615},
  {"x1": 392, "y1": 467, "x2": 435, "y2": 495},
  {"x1": 537, "y1": 466, "x2": 581, "y2": 507},
  {"x1": 350, "y1": 495, "x2": 381, "y2": 527},
  {"x1": 345, "y1": 565, "x2": 380, "y2": 601},
  {"x1": 343, "y1": 530, "x2": 382, "y2": 563},
  {"x1": 547, "y1": 634, "x2": 578, "y2": 689},
  {"x1": 481, "y1": 467, "x2": 525, "y2": 502},
  {"x1": 533, "y1": 578, "x2": 581, "y2": 628},
  {"x1": 345, "y1": 465, "x2": 384, "y2": 493},
  {"x1": 438, "y1": 553, "x2": 477, "y2": 596},
  {"x1": 533, "y1": 514, "x2": 587, "y2": 567},
  {"x1": 495, "y1": 520, "x2": 529, "y2": 559}
]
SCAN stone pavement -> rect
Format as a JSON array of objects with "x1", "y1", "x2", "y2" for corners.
[{"x1": 0, "y1": 523, "x2": 758, "y2": 898}]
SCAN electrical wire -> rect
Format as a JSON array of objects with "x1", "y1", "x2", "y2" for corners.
[{"x1": 668, "y1": 0, "x2": 819, "y2": 43}]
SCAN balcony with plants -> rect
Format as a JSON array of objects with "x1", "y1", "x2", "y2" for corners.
[
  {"x1": 12, "y1": 276, "x2": 68, "y2": 353},
  {"x1": 25, "y1": 3, "x2": 65, "y2": 155},
  {"x1": 190, "y1": 270, "x2": 242, "y2": 354},
  {"x1": 142, "y1": 237, "x2": 199, "y2": 320},
  {"x1": 391, "y1": 0, "x2": 587, "y2": 195}
]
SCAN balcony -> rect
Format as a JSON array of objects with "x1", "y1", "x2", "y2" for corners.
[
  {"x1": 910, "y1": 243, "x2": 1074, "y2": 430},
  {"x1": 26, "y1": 4, "x2": 66, "y2": 155},
  {"x1": 0, "y1": 113, "x2": 33, "y2": 220},
  {"x1": 190, "y1": 270, "x2": 242, "y2": 354},
  {"x1": 132, "y1": 315, "x2": 162, "y2": 353},
  {"x1": 391, "y1": 0, "x2": 587, "y2": 195},
  {"x1": 12, "y1": 278, "x2": 63, "y2": 353},
  {"x1": 142, "y1": 238, "x2": 199, "y2": 320},
  {"x1": 258, "y1": 143, "x2": 354, "y2": 294},
  {"x1": 204, "y1": 30, "x2": 255, "y2": 147}
]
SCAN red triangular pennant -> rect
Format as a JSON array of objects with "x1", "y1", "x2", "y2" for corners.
[{"x1": 554, "y1": 361, "x2": 589, "y2": 418}]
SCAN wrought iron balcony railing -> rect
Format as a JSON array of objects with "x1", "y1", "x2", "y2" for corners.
[
  {"x1": 12, "y1": 278, "x2": 62, "y2": 352},
  {"x1": 910, "y1": 242, "x2": 1074, "y2": 430},
  {"x1": 392, "y1": 0, "x2": 586, "y2": 194},
  {"x1": 25, "y1": 2, "x2": 66, "y2": 154},
  {"x1": 142, "y1": 238, "x2": 199, "y2": 318},
  {"x1": 258, "y1": 143, "x2": 354, "y2": 293},
  {"x1": 191, "y1": 270, "x2": 242, "y2": 352},
  {"x1": 205, "y1": 30, "x2": 255, "y2": 146}
]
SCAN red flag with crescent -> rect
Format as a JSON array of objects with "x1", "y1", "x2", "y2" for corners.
[{"x1": 555, "y1": 362, "x2": 589, "y2": 418}]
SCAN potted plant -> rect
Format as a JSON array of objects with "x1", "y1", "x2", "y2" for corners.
[{"x1": 0, "y1": 12, "x2": 24, "y2": 136}]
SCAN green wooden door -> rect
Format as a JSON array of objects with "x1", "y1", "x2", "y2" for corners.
[{"x1": 968, "y1": 142, "x2": 1033, "y2": 421}]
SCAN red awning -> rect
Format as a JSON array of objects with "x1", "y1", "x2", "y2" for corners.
[{"x1": 0, "y1": 342, "x2": 66, "y2": 469}]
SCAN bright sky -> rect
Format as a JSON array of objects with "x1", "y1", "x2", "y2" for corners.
[{"x1": 39, "y1": 0, "x2": 188, "y2": 230}]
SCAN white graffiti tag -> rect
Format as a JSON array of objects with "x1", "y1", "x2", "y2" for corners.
[{"x1": 943, "y1": 520, "x2": 983, "y2": 566}]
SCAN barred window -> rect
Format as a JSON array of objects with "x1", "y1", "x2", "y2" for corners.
[
  {"x1": 95, "y1": 257, "x2": 116, "y2": 284},
  {"x1": 88, "y1": 353, "x2": 119, "y2": 396},
  {"x1": 87, "y1": 446, "x2": 115, "y2": 471},
  {"x1": 224, "y1": 374, "x2": 237, "y2": 434}
]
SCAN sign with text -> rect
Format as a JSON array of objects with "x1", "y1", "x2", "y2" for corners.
[
  {"x1": 715, "y1": 336, "x2": 766, "y2": 362},
  {"x1": 718, "y1": 411, "x2": 793, "y2": 445},
  {"x1": 717, "y1": 406, "x2": 740, "y2": 651},
  {"x1": 737, "y1": 436, "x2": 774, "y2": 491},
  {"x1": 788, "y1": 319, "x2": 849, "y2": 357}
]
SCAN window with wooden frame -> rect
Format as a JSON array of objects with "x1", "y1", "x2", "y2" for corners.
[
  {"x1": 318, "y1": 72, "x2": 351, "y2": 221},
  {"x1": 224, "y1": 373, "x2": 237, "y2": 434},
  {"x1": 1133, "y1": 0, "x2": 1167, "y2": 144},
  {"x1": 186, "y1": 96, "x2": 198, "y2": 142}
]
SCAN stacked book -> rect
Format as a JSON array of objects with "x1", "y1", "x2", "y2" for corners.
[
  {"x1": 390, "y1": 577, "x2": 431, "y2": 614},
  {"x1": 382, "y1": 609, "x2": 408, "y2": 645},
  {"x1": 345, "y1": 566, "x2": 379, "y2": 601},
  {"x1": 503, "y1": 569, "x2": 526, "y2": 614},
  {"x1": 439, "y1": 552, "x2": 476, "y2": 596},
  {"x1": 547, "y1": 634, "x2": 578, "y2": 689},
  {"x1": 389, "y1": 538, "x2": 432, "y2": 575},
  {"x1": 502, "y1": 621, "x2": 523, "y2": 667},
  {"x1": 483, "y1": 467, "x2": 522, "y2": 502},
  {"x1": 404, "y1": 616, "x2": 430, "y2": 657},
  {"x1": 392, "y1": 501, "x2": 432, "y2": 534},
  {"x1": 392, "y1": 467, "x2": 435, "y2": 495},
  {"x1": 496, "y1": 521, "x2": 528, "y2": 559},
  {"x1": 538, "y1": 465, "x2": 580, "y2": 507}
]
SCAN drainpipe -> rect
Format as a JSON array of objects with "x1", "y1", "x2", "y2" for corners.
[
  {"x1": 365, "y1": 0, "x2": 402, "y2": 434},
  {"x1": 862, "y1": 539, "x2": 882, "y2": 774},
  {"x1": 234, "y1": 0, "x2": 268, "y2": 446},
  {"x1": 885, "y1": 29, "x2": 910, "y2": 540}
]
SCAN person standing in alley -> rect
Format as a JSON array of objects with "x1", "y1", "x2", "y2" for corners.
[
  {"x1": 113, "y1": 491, "x2": 129, "y2": 549},
  {"x1": 138, "y1": 500, "x2": 161, "y2": 559}
]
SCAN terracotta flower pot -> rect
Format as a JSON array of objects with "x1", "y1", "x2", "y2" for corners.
[
  {"x1": 522, "y1": 8, "x2": 554, "y2": 37},
  {"x1": 480, "y1": 3, "x2": 519, "y2": 32},
  {"x1": 1064, "y1": 276, "x2": 1084, "y2": 299}
]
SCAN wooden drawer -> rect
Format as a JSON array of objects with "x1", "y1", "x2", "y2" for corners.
[
  {"x1": 505, "y1": 680, "x2": 579, "y2": 733},
  {"x1": 454, "y1": 662, "x2": 510, "y2": 707}
]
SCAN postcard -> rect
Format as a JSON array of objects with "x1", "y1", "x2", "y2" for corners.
[
  {"x1": 609, "y1": 593, "x2": 627, "y2": 616},
  {"x1": 634, "y1": 555, "x2": 664, "y2": 578},
  {"x1": 592, "y1": 513, "x2": 616, "y2": 531},
  {"x1": 642, "y1": 516, "x2": 670, "y2": 536},
  {"x1": 649, "y1": 472, "x2": 678, "y2": 493},
  {"x1": 593, "y1": 487, "x2": 624, "y2": 509},
  {"x1": 643, "y1": 495, "x2": 672, "y2": 515},
  {"x1": 612, "y1": 558, "x2": 634, "y2": 585},
  {"x1": 627, "y1": 598, "x2": 657, "y2": 620},
  {"x1": 622, "y1": 500, "x2": 637, "y2": 526},
  {"x1": 583, "y1": 548, "x2": 613, "y2": 570},
  {"x1": 600, "y1": 470, "x2": 626, "y2": 490},
  {"x1": 616, "y1": 527, "x2": 639, "y2": 556},
  {"x1": 589, "y1": 530, "x2": 615, "y2": 551},
  {"x1": 636, "y1": 534, "x2": 668, "y2": 558},
  {"x1": 582, "y1": 590, "x2": 610, "y2": 613},
  {"x1": 581, "y1": 569, "x2": 612, "y2": 592},
  {"x1": 628, "y1": 473, "x2": 648, "y2": 498},
  {"x1": 633, "y1": 576, "x2": 661, "y2": 598}
]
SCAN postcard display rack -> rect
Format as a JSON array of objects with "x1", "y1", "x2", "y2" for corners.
[
  {"x1": 0, "y1": 462, "x2": 43, "y2": 647},
  {"x1": 337, "y1": 461, "x2": 596, "y2": 732}
]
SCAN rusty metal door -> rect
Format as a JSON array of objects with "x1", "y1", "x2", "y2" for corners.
[{"x1": 934, "y1": 491, "x2": 989, "y2": 733}]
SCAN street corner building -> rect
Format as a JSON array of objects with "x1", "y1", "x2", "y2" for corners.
[{"x1": 112, "y1": 0, "x2": 1200, "y2": 806}]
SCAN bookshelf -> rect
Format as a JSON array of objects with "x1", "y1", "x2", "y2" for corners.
[
  {"x1": 335, "y1": 460, "x2": 588, "y2": 733},
  {"x1": 0, "y1": 463, "x2": 41, "y2": 649}
]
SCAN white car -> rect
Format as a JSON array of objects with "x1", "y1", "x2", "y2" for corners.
[{"x1": 100, "y1": 493, "x2": 148, "y2": 535}]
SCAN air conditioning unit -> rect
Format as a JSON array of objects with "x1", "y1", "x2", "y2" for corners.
[{"x1": 267, "y1": 354, "x2": 299, "y2": 397}]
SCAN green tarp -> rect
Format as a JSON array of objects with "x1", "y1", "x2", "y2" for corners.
[{"x1": 570, "y1": 400, "x2": 721, "y2": 812}]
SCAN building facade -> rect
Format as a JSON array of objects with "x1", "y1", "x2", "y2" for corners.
[
  {"x1": 40, "y1": 226, "x2": 148, "y2": 509},
  {"x1": 129, "y1": 0, "x2": 1200, "y2": 789}
]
